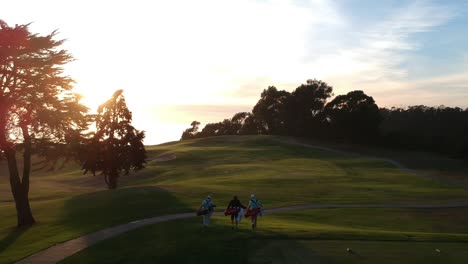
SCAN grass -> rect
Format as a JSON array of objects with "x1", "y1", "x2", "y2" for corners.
[
  {"x1": 251, "y1": 240, "x2": 468, "y2": 264},
  {"x1": 0, "y1": 187, "x2": 192, "y2": 263},
  {"x1": 135, "y1": 135, "x2": 468, "y2": 207},
  {"x1": 285, "y1": 136, "x2": 468, "y2": 186},
  {"x1": 61, "y1": 207, "x2": 468, "y2": 263},
  {"x1": 1, "y1": 135, "x2": 468, "y2": 263}
]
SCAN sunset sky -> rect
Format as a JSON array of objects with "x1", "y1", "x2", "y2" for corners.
[{"x1": 2, "y1": 0, "x2": 468, "y2": 144}]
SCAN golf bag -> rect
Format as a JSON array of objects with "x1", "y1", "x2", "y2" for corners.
[
  {"x1": 224, "y1": 207, "x2": 240, "y2": 216},
  {"x1": 196, "y1": 208, "x2": 209, "y2": 216},
  {"x1": 244, "y1": 208, "x2": 260, "y2": 218}
]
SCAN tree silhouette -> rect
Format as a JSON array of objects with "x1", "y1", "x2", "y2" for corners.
[
  {"x1": 252, "y1": 86, "x2": 290, "y2": 134},
  {"x1": 287, "y1": 79, "x2": 333, "y2": 137},
  {"x1": 177, "y1": 79, "x2": 467, "y2": 159},
  {"x1": 0, "y1": 21, "x2": 89, "y2": 227},
  {"x1": 80, "y1": 90, "x2": 146, "y2": 189},
  {"x1": 380, "y1": 105, "x2": 468, "y2": 157},
  {"x1": 233, "y1": 112, "x2": 258, "y2": 135},
  {"x1": 181, "y1": 121, "x2": 200, "y2": 140},
  {"x1": 324, "y1": 90, "x2": 381, "y2": 142},
  {"x1": 228, "y1": 112, "x2": 247, "y2": 135}
]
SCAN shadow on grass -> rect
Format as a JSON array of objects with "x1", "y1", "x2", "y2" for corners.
[
  {"x1": 60, "y1": 215, "x2": 328, "y2": 264},
  {"x1": 60, "y1": 186, "x2": 192, "y2": 234},
  {"x1": 249, "y1": 231, "x2": 334, "y2": 264},
  {"x1": 394, "y1": 155, "x2": 468, "y2": 172},
  {"x1": 0, "y1": 226, "x2": 29, "y2": 253}
]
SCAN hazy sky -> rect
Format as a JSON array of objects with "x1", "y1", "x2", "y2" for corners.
[{"x1": 2, "y1": 0, "x2": 468, "y2": 144}]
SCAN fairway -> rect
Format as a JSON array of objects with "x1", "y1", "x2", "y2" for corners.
[
  {"x1": 60, "y1": 208, "x2": 468, "y2": 264},
  {"x1": 1, "y1": 135, "x2": 468, "y2": 263}
]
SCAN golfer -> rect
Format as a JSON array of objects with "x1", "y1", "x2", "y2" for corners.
[
  {"x1": 246, "y1": 194, "x2": 263, "y2": 229},
  {"x1": 226, "y1": 195, "x2": 246, "y2": 229},
  {"x1": 199, "y1": 195, "x2": 216, "y2": 227}
]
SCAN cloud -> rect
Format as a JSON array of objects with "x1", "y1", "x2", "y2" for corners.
[
  {"x1": 295, "y1": 1, "x2": 465, "y2": 107},
  {"x1": 218, "y1": 1, "x2": 461, "y2": 103},
  {"x1": 314, "y1": 1, "x2": 455, "y2": 80},
  {"x1": 386, "y1": 71, "x2": 468, "y2": 107},
  {"x1": 2, "y1": 0, "x2": 467, "y2": 144}
]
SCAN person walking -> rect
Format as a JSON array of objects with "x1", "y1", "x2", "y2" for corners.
[
  {"x1": 199, "y1": 195, "x2": 216, "y2": 227},
  {"x1": 225, "y1": 195, "x2": 246, "y2": 229},
  {"x1": 246, "y1": 194, "x2": 263, "y2": 229}
]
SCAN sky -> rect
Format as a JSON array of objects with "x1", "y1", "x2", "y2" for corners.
[{"x1": 2, "y1": 0, "x2": 468, "y2": 144}]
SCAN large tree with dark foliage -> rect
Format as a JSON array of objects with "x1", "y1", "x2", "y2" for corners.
[
  {"x1": 198, "y1": 122, "x2": 223, "y2": 137},
  {"x1": 80, "y1": 90, "x2": 146, "y2": 189},
  {"x1": 181, "y1": 121, "x2": 200, "y2": 140},
  {"x1": 236, "y1": 112, "x2": 261, "y2": 135},
  {"x1": 324, "y1": 90, "x2": 381, "y2": 142},
  {"x1": 252, "y1": 86, "x2": 290, "y2": 134},
  {"x1": 230, "y1": 112, "x2": 249, "y2": 134},
  {"x1": 0, "y1": 21, "x2": 89, "y2": 227},
  {"x1": 287, "y1": 79, "x2": 333, "y2": 136}
]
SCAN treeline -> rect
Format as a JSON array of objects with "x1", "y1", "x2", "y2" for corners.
[{"x1": 181, "y1": 79, "x2": 468, "y2": 159}]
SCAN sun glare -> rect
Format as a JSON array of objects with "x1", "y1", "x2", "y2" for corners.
[{"x1": 1, "y1": 0, "x2": 463, "y2": 145}]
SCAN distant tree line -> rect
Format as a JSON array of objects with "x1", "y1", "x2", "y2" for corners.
[{"x1": 181, "y1": 79, "x2": 468, "y2": 159}]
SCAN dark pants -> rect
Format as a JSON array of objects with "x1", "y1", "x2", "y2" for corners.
[{"x1": 230, "y1": 213, "x2": 239, "y2": 221}]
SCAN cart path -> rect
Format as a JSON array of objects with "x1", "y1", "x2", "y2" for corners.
[
  {"x1": 16, "y1": 202, "x2": 468, "y2": 264},
  {"x1": 280, "y1": 138, "x2": 468, "y2": 189}
]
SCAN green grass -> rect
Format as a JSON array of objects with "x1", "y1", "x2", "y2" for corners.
[
  {"x1": 61, "y1": 207, "x2": 468, "y2": 263},
  {"x1": 1, "y1": 135, "x2": 468, "y2": 263},
  {"x1": 286, "y1": 136, "x2": 468, "y2": 186},
  {"x1": 251, "y1": 240, "x2": 468, "y2": 264},
  {"x1": 0, "y1": 187, "x2": 192, "y2": 263},
  {"x1": 135, "y1": 135, "x2": 468, "y2": 207}
]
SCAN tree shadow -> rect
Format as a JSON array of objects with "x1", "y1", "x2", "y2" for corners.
[
  {"x1": 248, "y1": 232, "x2": 331, "y2": 264},
  {"x1": 60, "y1": 186, "x2": 192, "y2": 235},
  {"x1": 0, "y1": 226, "x2": 29, "y2": 253}
]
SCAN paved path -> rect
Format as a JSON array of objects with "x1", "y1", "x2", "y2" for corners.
[{"x1": 16, "y1": 202, "x2": 468, "y2": 264}]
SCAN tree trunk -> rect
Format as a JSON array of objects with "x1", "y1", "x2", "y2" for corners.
[
  {"x1": 105, "y1": 173, "x2": 119, "y2": 189},
  {"x1": 14, "y1": 186, "x2": 35, "y2": 227},
  {"x1": 5, "y1": 148, "x2": 35, "y2": 227}
]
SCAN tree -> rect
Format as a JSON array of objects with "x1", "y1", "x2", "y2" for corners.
[
  {"x1": 218, "y1": 118, "x2": 236, "y2": 135},
  {"x1": 252, "y1": 86, "x2": 290, "y2": 134},
  {"x1": 380, "y1": 105, "x2": 468, "y2": 156},
  {"x1": 80, "y1": 90, "x2": 146, "y2": 189},
  {"x1": 229, "y1": 112, "x2": 248, "y2": 135},
  {"x1": 0, "y1": 21, "x2": 89, "y2": 227},
  {"x1": 198, "y1": 122, "x2": 223, "y2": 137},
  {"x1": 287, "y1": 79, "x2": 333, "y2": 137},
  {"x1": 324, "y1": 90, "x2": 380, "y2": 142},
  {"x1": 239, "y1": 113, "x2": 262, "y2": 135},
  {"x1": 232, "y1": 112, "x2": 258, "y2": 135},
  {"x1": 181, "y1": 121, "x2": 200, "y2": 140}
]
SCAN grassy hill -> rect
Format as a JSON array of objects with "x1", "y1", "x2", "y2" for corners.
[{"x1": 1, "y1": 135, "x2": 468, "y2": 263}]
